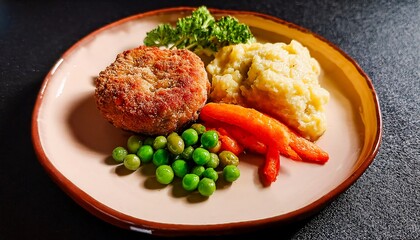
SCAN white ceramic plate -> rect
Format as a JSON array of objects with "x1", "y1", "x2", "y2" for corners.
[{"x1": 32, "y1": 7, "x2": 382, "y2": 236}]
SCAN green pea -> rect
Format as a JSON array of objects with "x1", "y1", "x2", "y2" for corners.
[
  {"x1": 127, "y1": 135, "x2": 142, "y2": 153},
  {"x1": 201, "y1": 130, "x2": 219, "y2": 149},
  {"x1": 123, "y1": 154, "x2": 141, "y2": 170},
  {"x1": 223, "y1": 165, "x2": 240, "y2": 182},
  {"x1": 182, "y1": 174, "x2": 200, "y2": 191},
  {"x1": 143, "y1": 137, "x2": 154, "y2": 146},
  {"x1": 152, "y1": 148, "x2": 169, "y2": 166},
  {"x1": 112, "y1": 146, "x2": 128, "y2": 163},
  {"x1": 208, "y1": 140, "x2": 221, "y2": 153},
  {"x1": 191, "y1": 165, "x2": 205, "y2": 177},
  {"x1": 137, "y1": 145, "x2": 154, "y2": 163},
  {"x1": 155, "y1": 165, "x2": 174, "y2": 184},
  {"x1": 191, "y1": 123, "x2": 206, "y2": 135},
  {"x1": 206, "y1": 153, "x2": 220, "y2": 168},
  {"x1": 167, "y1": 134, "x2": 185, "y2": 155},
  {"x1": 202, "y1": 168, "x2": 219, "y2": 182},
  {"x1": 167, "y1": 132, "x2": 179, "y2": 139},
  {"x1": 171, "y1": 159, "x2": 189, "y2": 178},
  {"x1": 181, "y1": 128, "x2": 199, "y2": 146},
  {"x1": 192, "y1": 147, "x2": 211, "y2": 165},
  {"x1": 198, "y1": 178, "x2": 216, "y2": 197},
  {"x1": 153, "y1": 136, "x2": 167, "y2": 150},
  {"x1": 180, "y1": 146, "x2": 194, "y2": 160},
  {"x1": 219, "y1": 150, "x2": 239, "y2": 166}
]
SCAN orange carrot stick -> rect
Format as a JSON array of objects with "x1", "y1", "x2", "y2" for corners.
[
  {"x1": 203, "y1": 120, "x2": 267, "y2": 154},
  {"x1": 272, "y1": 117, "x2": 329, "y2": 163},
  {"x1": 260, "y1": 146, "x2": 281, "y2": 187},
  {"x1": 289, "y1": 135, "x2": 329, "y2": 164},
  {"x1": 203, "y1": 125, "x2": 245, "y2": 156},
  {"x1": 226, "y1": 126, "x2": 267, "y2": 155},
  {"x1": 216, "y1": 127, "x2": 245, "y2": 156}
]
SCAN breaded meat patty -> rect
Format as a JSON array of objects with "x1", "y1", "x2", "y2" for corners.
[{"x1": 94, "y1": 46, "x2": 210, "y2": 135}]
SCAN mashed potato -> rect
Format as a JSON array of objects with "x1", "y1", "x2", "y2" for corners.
[{"x1": 206, "y1": 40, "x2": 330, "y2": 141}]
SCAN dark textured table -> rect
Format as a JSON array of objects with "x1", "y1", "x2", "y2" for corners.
[{"x1": 1, "y1": 0, "x2": 418, "y2": 239}]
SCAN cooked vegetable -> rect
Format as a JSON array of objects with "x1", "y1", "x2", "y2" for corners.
[
  {"x1": 143, "y1": 137, "x2": 154, "y2": 146},
  {"x1": 223, "y1": 165, "x2": 241, "y2": 182},
  {"x1": 110, "y1": 124, "x2": 241, "y2": 196},
  {"x1": 207, "y1": 140, "x2": 222, "y2": 153},
  {"x1": 127, "y1": 135, "x2": 142, "y2": 153},
  {"x1": 192, "y1": 147, "x2": 211, "y2": 165},
  {"x1": 156, "y1": 165, "x2": 174, "y2": 184},
  {"x1": 180, "y1": 145, "x2": 194, "y2": 160},
  {"x1": 191, "y1": 123, "x2": 206, "y2": 135},
  {"x1": 171, "y1": 159, "x2": 189, "y2": 178},
  {"x1": 199, "y1": 102, "x2": 329, "y2": 186},
  {"x1": 143, "y1": 6, "x2": 255, "y2": 56},
  {"x1": 123, "y1": 154, "x2": 141, "y2": 170},
  {"x1": 200, "y1": 103, "x2": 297, "y2": 159},
  {"x1": 215, "y1": 123, "x2": 267, "y2": 155},
  {"x1": 167, "y1": 133, "x2": 185, "y2": 155},
  {"x1": 202, "y1": 168, "x2": 219, "y2": 182},
  {"x1": 182, "y1": 174, "x2": 200, "y2": 191},
  {"x1": 136, "y1": 145, "x2": 154, "y2": 163},
  {"x1": 112, "y1": 146, "x2": 128, "y2": 163},
  {"x1": 198, "y1": 178, "x2": 216, "y2": 196},
  {"x1": 181, "y1": 128, "x2": 199, "y2": 146},
  {"x1": 261, "y1": 146, "x2": 281, "y2": 186},
  {"x1": 206, "y1": 153, "x2": 220, "y2": 168},
  {"x1": 191, "y1": 165, "x2": 205, "y2": 177},
  {"x1": 201, "y1": 130, "x2": 219, "y2": 149},
  {"x1": 152, "y1": 136, "x2": 167, "y2": 150},
  {"x1": 152, "y1": 148, "x2": 170, "y2": 166},
  {"x1": 218, "y1": 150, "x2": 239, "y2": 167},
  {"x1": 199, "y1": 103, "x2": 329, "y2": 163},
  {"x1": 209, "y1": 127, "x2": 244, "y2": 156}
]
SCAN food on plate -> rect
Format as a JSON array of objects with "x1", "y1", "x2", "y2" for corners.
[
  {"x1": 143, "y1": 6, "x2": 255, "y2": 56},
  {"x1": 111, "y1": 126, "x2": 241, "y2": 197},
  {"x1": 155, "y1": 165, "x2": 174, "y2": 184},
  {"x1": 199, "y1": 102, "x2": 329, "y2": 186},
  {"x1": 101, "y1": 6, "x2": 330, "y2": 190},
  {"x1": 206, "y1": 40, "x2": 330, "y2": 141},
  {"x1": 200, "y1": 102, "x2": 330, "y2": 163},
  {"x1": 123, "y1": 154, "x2": 141, "y2": 171},
  {"x1": 212, "y1": 128, "x2": 244, "y2": 156},
  {"x1": 94, "y1": 45, "x2": 210, "y2": 135},
  {"x1": 223, "y1": 165, "x2": 241, "y2": 182}
]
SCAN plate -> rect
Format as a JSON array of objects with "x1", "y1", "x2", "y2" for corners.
[{"x1": 31, "y1": 7, "x2": 382, "y2": 236}]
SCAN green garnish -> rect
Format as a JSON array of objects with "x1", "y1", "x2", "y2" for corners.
[{"x1": 143, "y1": 6, "x2": 255, "y2": 56}]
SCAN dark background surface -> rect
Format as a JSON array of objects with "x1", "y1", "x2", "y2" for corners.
[{"x1": 0, "y1": 0, "x2": 419, "y2": 239}]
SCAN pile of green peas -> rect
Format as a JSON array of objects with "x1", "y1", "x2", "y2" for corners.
[{"x1": 111, "y1": 123, "x2": 241, "y2": 197}]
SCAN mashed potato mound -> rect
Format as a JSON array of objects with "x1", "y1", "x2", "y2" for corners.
[{"x1": 206, "y1": 40, "x2": 330, "y2": 141}]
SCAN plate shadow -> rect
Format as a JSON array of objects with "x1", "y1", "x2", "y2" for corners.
[{"x1": 67, "y1": 93, "x2": 130, "y2": 155}]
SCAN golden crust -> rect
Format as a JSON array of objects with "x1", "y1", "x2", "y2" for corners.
[{"x1": 94, "y1": 46, "x2": 210, "y2": 135}]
